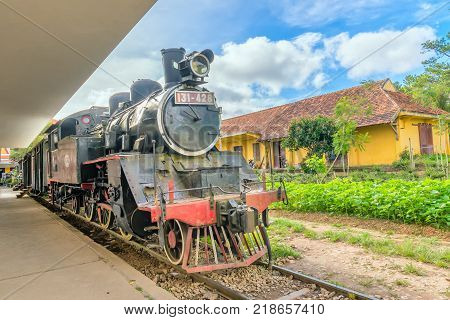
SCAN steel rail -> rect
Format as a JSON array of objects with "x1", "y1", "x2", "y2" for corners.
[{"x1": 260, "y1": 262, "x2": 377, "y2": 300}]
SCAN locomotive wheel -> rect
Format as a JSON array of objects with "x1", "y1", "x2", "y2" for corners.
[
  {"x1": 83, "y1": 194, "x2": 95, "y2": 221},
  {"x1": 163, "y1": 219, "x2": 187, "y2": 265},
  {"x1": 71, "y1": 196, "x2": 80, "y2": 214},
  {"x1": 98, "y1": 207, "x2": 114, "y2": 229},
  {"x1": 58, "y1": 196, "x2": 64, "y2": 211},
  {"x1": 51, "y1": 186, "x2": 56, "y2": 206},
  {"x1": 119, "y1": 227, "x2": 133, "y2": 241}
]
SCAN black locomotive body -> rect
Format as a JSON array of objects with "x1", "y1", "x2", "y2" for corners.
[{"x1": 21, "y1": 48, "x2": 285, "y2": 272}]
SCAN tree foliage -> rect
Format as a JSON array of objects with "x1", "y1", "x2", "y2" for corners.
[
  {"x1": 398, "y1": 33, "x2": 449, "y2": 112},
  {"x1": 303, "y1": 155, "x2": 327, "y2": 175},
  {"x1": 282, "y1": 116, "x2": 336, "y2": 157},
  {"x1": 332, "y1": 96, "x2": 371, "y2": 156},
  {"x1": 330, "y1": 96, "x2": 372, "y2": 175}
]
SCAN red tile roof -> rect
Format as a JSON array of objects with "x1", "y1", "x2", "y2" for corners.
[{"x1": 221, "y1": 79, "x2": 447, "y2": 141}]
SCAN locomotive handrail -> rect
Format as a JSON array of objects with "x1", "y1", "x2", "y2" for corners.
[
  {"x1": 243, "y1": 177, "x2": 285, "y2": 188},
  {"x1": 159, "y1": 184, "x2": 246, "y2": 196}
]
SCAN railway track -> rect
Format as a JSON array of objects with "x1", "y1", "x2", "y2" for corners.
[{"x1": 30, "y1": 193, "x2": 376, "y2": 301}]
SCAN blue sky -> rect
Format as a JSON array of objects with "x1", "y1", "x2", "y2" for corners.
[{"x1": 56, "y1": 0, "x2": 449, "y2": 119}]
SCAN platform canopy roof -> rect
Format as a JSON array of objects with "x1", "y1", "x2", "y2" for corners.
[{"x1": 0, "y1": 0, "x2": 156, "y2": 147}]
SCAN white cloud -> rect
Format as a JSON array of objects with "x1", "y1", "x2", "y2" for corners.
[
  {"x1": 208, "y1": 34, "x2": 326, "y2": 116},
  {"x1": 271, "y1": 0, "x2": 388, "y2": 27},
  {"x1": 312, "y1": 73, "x2": 328, "y2": 89},
  {"x1": 325, "y1": 26, "x2": 436, "y2": 79},
  {"x1": 57, "y1": 23, "x2": 437, "y2": 120}
]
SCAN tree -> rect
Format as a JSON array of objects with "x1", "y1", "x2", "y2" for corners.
[
  {"x1": 398, "y1": 33, "x2": 449, "y2": 112},
  {"x1": 397, "y1": 34, "x2": 449, "y2": 177},
  {"x1": 282, "y1": 116, "x2": 336, "y2": 158},
  {"x1": 422, "y1": 34, "x2": 450, "y2": 65},
  {"x1": 331, "y1": 96, "x2": 371, "y2": 175}
]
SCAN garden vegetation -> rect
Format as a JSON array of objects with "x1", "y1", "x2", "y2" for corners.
[{"x1": 272, "y1": 179, "x2": 449, "y2": 229}]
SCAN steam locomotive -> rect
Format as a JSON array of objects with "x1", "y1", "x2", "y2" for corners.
[{"x1": 19, "y1": 48, "x2": 285, "y2": 273}]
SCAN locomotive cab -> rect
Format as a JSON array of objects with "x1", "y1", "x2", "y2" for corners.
[{"x1": 48, "y1": 107, "x2": 108, "y2": 194}]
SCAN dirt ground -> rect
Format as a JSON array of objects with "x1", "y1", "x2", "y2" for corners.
[{"x1": 272, "y1": 210, "x2": 450, "y2": 300}]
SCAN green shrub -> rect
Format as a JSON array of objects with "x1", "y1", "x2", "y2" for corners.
[
  {"x1": 426, "y1": 168, "x2": 446, "y2": 179},
  {"x1": 392, "y1": 158, "x2": 410, "y2": 170},
  {"x1": 272, "y1": 179, "x2": 450, "y2": 229},
  {"x1": 348, "y1": 169, "x2": 419, "y2": 182},
  {"x1": 399, "y1": 149, "x2": 411, "y2": 161},
  {"x1": 303, "y1": 155, "x2": 327, "y2": 174}
]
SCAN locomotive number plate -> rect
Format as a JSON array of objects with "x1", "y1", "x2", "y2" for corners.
[{"x1": 174, "y1": 91, "x2": 215, "y2": 105}]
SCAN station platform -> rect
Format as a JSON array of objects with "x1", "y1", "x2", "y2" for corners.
[{"x1": 0, "y1": 188, "x2": 175, "y2": 300}]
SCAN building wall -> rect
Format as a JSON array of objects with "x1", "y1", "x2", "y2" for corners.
[
  {"x1": 220, "y1": 134, "x2": 268, "y2": 167},
  {"x1": 0, "y1": 148, "x2": 13, "y2": 173},
  {"x1": 220, "y1": 134, "x2": 260, "y2": 160},
  {"x1": 348, "y1": 124, "x2": 398, "y2": 166},
  {"x1": 219, "y1": 134, "x2": 307, "y2": 168},
  {"x1": 219, "y1": 115, "x2": 449, "y2": 168},
  {"x1": 396, "y1": 115, "x2": 449, "y2": 156},
  {"x1": 285, "y1": 148, "x2": 308, "y2": 167}
]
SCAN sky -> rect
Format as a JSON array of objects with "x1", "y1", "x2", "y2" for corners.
[{"x1": 55, "y1": 0, "x2": 450, "y2": 119}]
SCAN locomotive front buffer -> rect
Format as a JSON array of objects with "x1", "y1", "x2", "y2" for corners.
[{"x1": 143, "y1": 182, "x2": 286, "y2": 273}]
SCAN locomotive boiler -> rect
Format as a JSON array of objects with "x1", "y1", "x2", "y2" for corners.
[{"x1": 25, "y1": 48, "x2": 286, "y2": 273}]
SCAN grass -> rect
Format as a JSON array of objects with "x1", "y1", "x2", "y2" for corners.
[
  {"x1": 270, "y1": 218, "x2": 305, "y2": 234},
  {"x1": 402, "y1": 263, "x2": 426, "y2": 276},
  {"x1": 395, "y1": 279, "x2": 410, "y2": 286},
  {"x1": 269, "y1": 217, "x2": 449, "y2": 268},
  {"x1": 267, "y1": 219, "x2": 303, "y2": 260},
  {"x1": 357, "y1": 278, "x2": 374, "y2": 287},
  {"x1": 270, "y1": 242, "x2": 301, "y2": 261},
  {"x1": 303, "y1": 229, "x2": 319, "y2": 239},
  {"x1": 444, "y1": 288, "x2": 450, "y2": 299}
]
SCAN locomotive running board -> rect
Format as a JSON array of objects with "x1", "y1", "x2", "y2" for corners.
[{"x1": 181, "y1": 225, "x2": 268, "y2": 273}]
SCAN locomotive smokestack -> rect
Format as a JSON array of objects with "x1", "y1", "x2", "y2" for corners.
[{"x1": 161, "y1": 48, "x2": 186, "y2": 89}]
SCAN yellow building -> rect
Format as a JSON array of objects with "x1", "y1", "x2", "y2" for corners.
[
  {"x1": 0, "y1": 147, "x2": 14, "y2": 176},
  {"x1": 219, "y1": 79, "x2": 449, "y2": 168}
]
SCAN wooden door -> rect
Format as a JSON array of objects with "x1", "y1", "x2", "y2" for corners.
[
  {"x1": 418, "y1": 123, "x2": 433, "y2": 154},
  {"x1": 280, "y1": 144, "x2": 286, "y2": 167},
  {"x1": 252, "y1": 143, "x2": 261, "y2": 161},
  {"x1": 273, "y1": 141, "x2": 280, "y2": 168}
]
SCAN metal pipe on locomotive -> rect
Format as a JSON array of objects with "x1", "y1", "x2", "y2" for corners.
[{"x1": 21, "y1": 48, "x2": 286, "y2": 273}]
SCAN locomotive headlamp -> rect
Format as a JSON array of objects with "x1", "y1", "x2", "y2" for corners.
[
  {"x1": 190, "y1": 53, "x2": 210, "y2": 77},
  {"x1": 178, "y1": 49, "x2": 215, "y2": 85}
]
